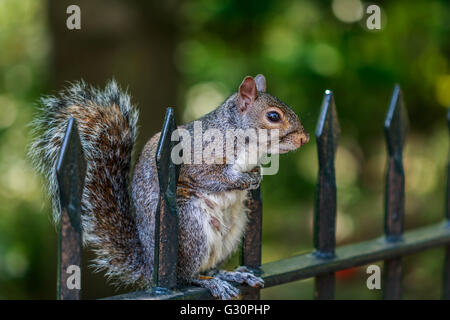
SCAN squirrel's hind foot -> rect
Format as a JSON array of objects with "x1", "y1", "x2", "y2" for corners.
[
  {"x1": 191, "y1": 277, "x2": 240, "y2": 300},
  {"x1": 216, "y1": 266, "x2": 264, "y2": 288}
]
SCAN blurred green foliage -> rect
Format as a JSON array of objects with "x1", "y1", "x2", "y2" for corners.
[
  {"x1": 0, "y1": 0, "x2": 55, "y2": 299},
  {"x1": 0, "y1": 0, "x2": 449, "y2": 299}
]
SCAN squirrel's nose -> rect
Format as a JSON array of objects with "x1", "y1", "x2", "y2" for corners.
[
  {"x1": 300, "y1": 131, "x2": 310, "y2": 146},
  {"x1": 290, "y1": 130, "x2": 309, "y2": 149}
]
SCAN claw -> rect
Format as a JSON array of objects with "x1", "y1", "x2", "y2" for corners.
[
  {"x1": 192, "y1": 267, "x2": 264, "y2": 299},
  {"x1": 216, "y1": 267, "x2": 265, "y2": 289},
  {"x1": 234, "y1": 266, "x2": 254, "y2": 273},
  {"x1": 192, "y1": 277, "x2": 240, "y2": 300}
]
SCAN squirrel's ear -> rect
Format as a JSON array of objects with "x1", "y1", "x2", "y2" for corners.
[
  {"x1": 255, "y1": 74, "x2": 266, "y2": 92},
  {"x1": 237, "y1": 76, "x2": 257, "y2": 112}
]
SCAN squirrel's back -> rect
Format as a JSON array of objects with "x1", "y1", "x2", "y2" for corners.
[{"x1": 29, "y1": 80, "x2": 151, "y2": 287}]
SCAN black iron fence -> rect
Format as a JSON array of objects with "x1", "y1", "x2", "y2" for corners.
[{"x1": 55, "y1": 86, "x2": 450, "y2": 300}]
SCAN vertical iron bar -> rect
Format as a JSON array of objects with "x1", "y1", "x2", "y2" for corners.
[
  {"x1": 240, "y1": 187, "x2": 263, "y2": 300},
  {"x1": 56, "y1": 117, "x2": 86, "y2": 300},
  {"x1": 443, "y1": 109, "x2": 450, "y2": 300},
  {"x1": 444, "y1": 246, "x2": 450, "y2": 300},
  {"x1": 383, "y1": 85, "x2": 408, "y2": 300},
  {"x1": 153, "y1": 108, "x2": 180, "y2": 290},
  {"x1": 314, "y1": 90, "x2": 340, "y2": 300}
]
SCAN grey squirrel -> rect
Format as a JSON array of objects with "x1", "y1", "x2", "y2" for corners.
[{"x1": 29, "y1": 74, "x2": 309, "y2": 299}]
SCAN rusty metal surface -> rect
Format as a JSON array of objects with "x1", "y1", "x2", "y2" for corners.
[
  {"x1": 314, "y1": 272, "x2": 335, "y2": 300},
  {"x1": 384, "y1": 85, "x2": 408, "y2": 240},
  {"x1": 383, "y1": 257, "x2": 402, "y2": 299},
  {"x1": 153, "y1": 108, "x2": 180, "y2": 290},
  {"x1": 240, "y1": 187, "x2": 263, "y2": 300},
  {"x1": 241, "y1": 188, "x2": 263, "y2": 268},
  {"x1": 313, "y1": 90, "x2": 340, "y2": 299},
  {"x1": 383, "y1": 85, "x2": 408, "y2": 300},
  {"x1": 56, "y1": 117, "x2": 86, "y2": 300}
]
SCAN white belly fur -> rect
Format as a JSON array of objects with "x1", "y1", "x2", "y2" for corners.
[{"x1": 197, "y1": 190, "x2": 249, "y2": 272}]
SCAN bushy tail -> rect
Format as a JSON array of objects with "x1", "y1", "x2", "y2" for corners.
[{"x1": 29, "y1": 80, "x2": 150, "y2": 287}]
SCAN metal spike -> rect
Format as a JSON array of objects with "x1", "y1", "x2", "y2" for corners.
[
  {"x1": 316, "y1": 90, "x2": 341, "y2": 166},
  {"x1": 153, "y1": 108, "x2": 180, "y2": 290},
  {"x1": 314, "y1": 90, "x2": 340, "y2": 300},
  {"x1": 383, "y1": 85, "x2": 408, "y2": 300},
  {"x1": 384, "y1": 85, "x2": 409, "y2": 158},
  {"x1": 56, "y1": 117, "x2": 86, "y2": 300},
  {"x1": 314, "y1": 90, "x2": 340, "y2": 257}
]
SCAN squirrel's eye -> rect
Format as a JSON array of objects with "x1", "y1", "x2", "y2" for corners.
[{"x1": 266, "y1": 111, "x2": 281, "y2": 123}]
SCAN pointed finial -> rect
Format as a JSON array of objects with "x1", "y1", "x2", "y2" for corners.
[
  {"x1": 56, "y1": 117, "x2": 86, "y2": 231},
  {"x1": 156, "y1": 107, "x2": 180, "y2": 192},
  {"x1": 316, "y1": 90, "x2": 341, "y2": 165},
  {"x1": 384, "y1": 85, "x2": 409, "y2": 157}
]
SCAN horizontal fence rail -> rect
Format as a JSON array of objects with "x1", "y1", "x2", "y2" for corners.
[
  {"x1": 55, "y1": 86, "x2": 450, "y2": 300},
  {"x1": 106, "y1": 221, "x2": 450, "y2": 300}
]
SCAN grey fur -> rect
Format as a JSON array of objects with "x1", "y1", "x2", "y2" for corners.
[
  {"x1": 29, "y1": 80, "x2": 147, "y2": 287},
  {"x1": 29, "y1": 76, "x2": 307, "y2": 299}
]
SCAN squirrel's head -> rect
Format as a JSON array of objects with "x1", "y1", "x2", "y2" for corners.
[{"x1": 236, "y1": 74, "x2": 309, "y2": 154}]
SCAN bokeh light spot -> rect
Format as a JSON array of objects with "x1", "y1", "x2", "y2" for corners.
[
  {"x1": 183, "y1": 82, "x2": 227, "y2": 122},
  {"x1": 4, "y1": 248, "x2": 28, "y2": 278},
  {"x1": 332, "y1": 0, "x2": 364, "y2": 23},
  {"x1": 0, "y1": 95, "x2": 17, "y2": 129},
  {"x1": 435, "y1": 75, "x2": 450, "y2": 107},
  {"x1": 307, "y1": 43, "x2": 342, "y2": 76}
]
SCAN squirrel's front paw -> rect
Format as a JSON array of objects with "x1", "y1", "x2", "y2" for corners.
[
  {"x1": 245, "y1": 167, "x2": 262, "y2": 190},
  {"x1": 217, "y1": 267, "x2": 264, "y2": 288},
  {"x1": 192, "y1": 276, "x2": 240, "y2": 300}
]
